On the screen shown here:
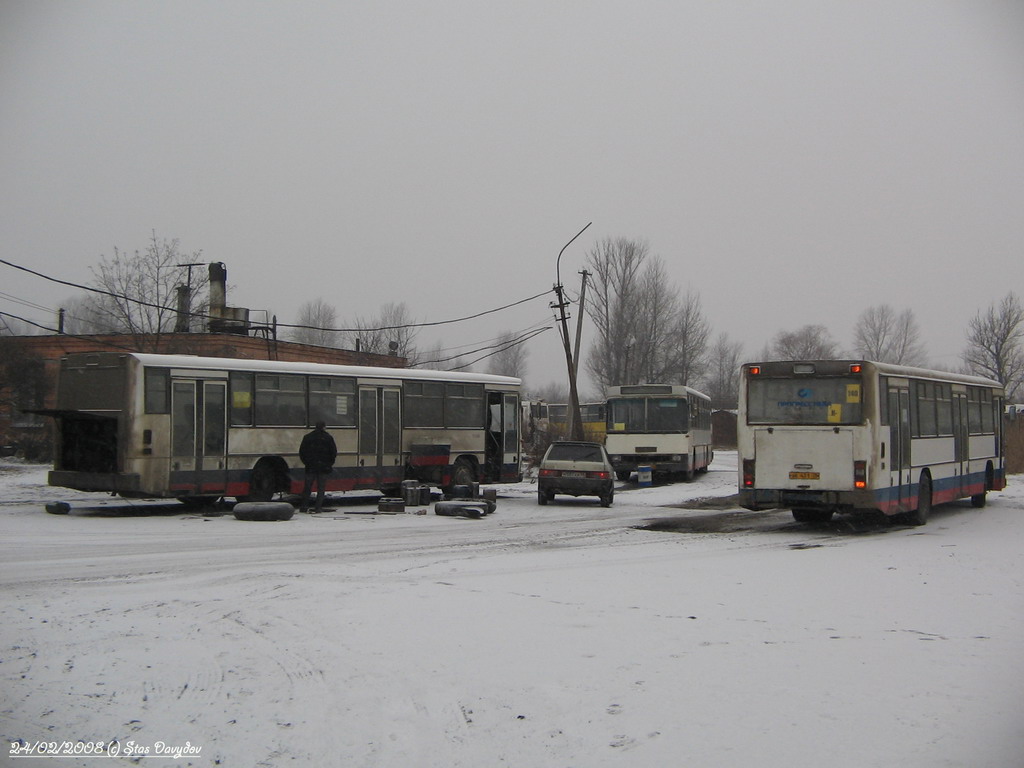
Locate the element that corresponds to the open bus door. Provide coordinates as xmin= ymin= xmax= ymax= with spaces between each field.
xmin=170 ymin=378 xmax=228 ymax=498
xmin=485 ymin=392 xmax=520 ymax=482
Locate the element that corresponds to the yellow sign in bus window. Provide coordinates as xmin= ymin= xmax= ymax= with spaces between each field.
xmin=828 ymin=404 xmax=842 ymax=423
xmin=233 ymin=391 xmax=252 ymax=408
xmin=846 ymin=384 xmax=861 ymax=403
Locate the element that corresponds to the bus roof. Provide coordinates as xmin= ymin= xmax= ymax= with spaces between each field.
xmin=67 ymin=352 xmax=522 ymax=387
xmin=605 ymin=383 xmax=711 ymax=400
xmin=743 ymin=360 xmax=1003 ymax=390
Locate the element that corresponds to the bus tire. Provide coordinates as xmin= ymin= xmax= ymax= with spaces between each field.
xmin=445 ymin=459 xmax=475 ymax=494
xmin=616 ymin=470 xmax=631 ymax=483
xmin=233 ymin=502 xmax=294 ymax=521
xmin=244 ymin=460 xmax=281 ymax=502
xmin=907 ymin=473 xmax=932 ymax=526
xmin=972 ymin=465 xmax=992 ymax=507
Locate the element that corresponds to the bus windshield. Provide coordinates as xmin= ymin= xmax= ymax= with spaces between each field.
xmin=608 ymin=397 xmax=688 ymax=432
xmin=746 ymin=376 xmax=863 ymax=425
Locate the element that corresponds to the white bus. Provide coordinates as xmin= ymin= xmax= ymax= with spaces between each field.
xmin=46 ymin=352 xmax=522 ymax=502
xmin=604 ymin=384 xmax=713 ymax=482
xmin=738 ymin=360 xmax=1006 ymax=525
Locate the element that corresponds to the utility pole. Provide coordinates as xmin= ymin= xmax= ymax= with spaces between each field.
xmin=567 ymin=268 xmax=590 ymax=439
xmin=553 ymin=223 xmax=592 ymax=442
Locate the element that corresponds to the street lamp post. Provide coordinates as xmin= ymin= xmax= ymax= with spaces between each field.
xmin=553 ymin=223 xmax=591 ymax=442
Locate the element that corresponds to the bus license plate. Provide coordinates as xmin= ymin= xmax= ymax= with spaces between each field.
xmin=789 ymin=471 xmax=820 ymax=480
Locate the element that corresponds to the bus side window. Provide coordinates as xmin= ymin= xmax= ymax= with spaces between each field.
xmin=145 ymin=369 xmax=170 ymax=414
xmin=230 ymin=372 xmax=253 ymax=426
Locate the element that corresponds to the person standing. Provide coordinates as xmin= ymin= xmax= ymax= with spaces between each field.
xmin=298 ymin=421 xmax=337 ymax=513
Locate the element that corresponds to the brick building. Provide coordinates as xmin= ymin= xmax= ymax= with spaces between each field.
xmin=0 ymin=332 xmax=406 ymax=459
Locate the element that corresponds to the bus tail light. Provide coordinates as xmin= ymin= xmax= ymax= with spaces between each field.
xmin=854 ymin=460 xmax=867 ymax=489
xmin=742 ymin=459 xmax=755 ymax=488
xmin=850 ymin=363 xmax=863 ymax=374
xmin=749 ymin=366 xmax=761 ymax=376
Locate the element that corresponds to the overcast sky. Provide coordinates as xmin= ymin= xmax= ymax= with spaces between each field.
xmin=2 ymin=1 xmax=1022 ymax=395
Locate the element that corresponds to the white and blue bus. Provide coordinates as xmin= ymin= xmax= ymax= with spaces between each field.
xmin=46 ymin=352 xmax=522 ymax=503
xmin=738 ymin=360 xmax=1006 ymax=524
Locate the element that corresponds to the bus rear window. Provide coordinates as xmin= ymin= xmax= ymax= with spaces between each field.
xmin=746 ymin=377 xmax=863 ymax=425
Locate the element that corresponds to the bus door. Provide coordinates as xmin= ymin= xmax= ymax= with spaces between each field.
xmin=952 ymin=390 xmax=969 ymax=493
xmin=171 ymin=378 xmax=228 ymax=496
xmin=887 ymin=385 xmax=912 ymax=510
xmin=359 ymin=386 xmax=402 ymax=483
xmin=485 ymin=392 xmax=520 ymax=481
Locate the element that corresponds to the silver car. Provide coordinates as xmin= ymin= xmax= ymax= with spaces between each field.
xmin=537 ymin=441 xmax=615 ymax=507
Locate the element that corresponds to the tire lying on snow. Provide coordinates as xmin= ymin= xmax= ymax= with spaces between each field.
xmin=233 ymin=501 xmax=295 ymax=521
xmin=434 ymin=500 xmax=490 ymax=519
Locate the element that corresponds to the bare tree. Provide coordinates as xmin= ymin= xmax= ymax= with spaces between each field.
xmin=701 ymin=332 xmax=744 ymax=409
xmin=765 ymin=324 xmax=840 ymax=360
xmin=584 ymin=237 xmax=649 ymax=388
xmin=486 ymin=330 xmax=529 ymax=378
xmin=58 ymin=295 xmax=114 ymax=335
xmin=667 ymin=289 xmax=710 ymax=385
xmin=346 ymin=302 xmax=420 ymax=363
xmin=584 ymin=237 xmax=709 ymax=388
xmin=79 ymin=232 xmax=208 ymax=347
xmin=962 ymin=292 xmax=1024 ymax=399
xmin=853 ymin=305 xmax=927 ymax=365
xmin=289 ymin=299 xmax=341 ymax=347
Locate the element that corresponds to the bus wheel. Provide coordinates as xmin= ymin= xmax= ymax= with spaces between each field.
xmin=972 ymin=466 xmax=992 ymax=507
xmin=445 ymin=459 xmax=475 ymax=495
xmin=616 ymin=470 xmax=631 ymax=482
xmin=792 ymin=507 xmax=833 ymax=523
xmin=246 ymin=461 xmax=279 ymax=502
xmin=907 ymin=473 xmax=932 ymax=526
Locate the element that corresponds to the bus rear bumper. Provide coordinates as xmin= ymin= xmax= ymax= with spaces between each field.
xmin=610 ymin=455 xmax=687 ymax=475
xmin=49 ymin=470 xmax=141 ymax=495
xmin=739 ymin=488 xmax=875 ymax=512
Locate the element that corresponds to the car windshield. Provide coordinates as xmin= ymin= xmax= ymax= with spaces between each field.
xmin=547 ymin=443 xmax=605 ymax=462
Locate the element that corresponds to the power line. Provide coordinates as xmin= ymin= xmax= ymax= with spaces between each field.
xmin=413 ymin=325 xmax=553 ymax=369
xmin=444 ymin=327 xmax=552 ymax=372
xmin=0 ymin=256 xmax=556 ymax=335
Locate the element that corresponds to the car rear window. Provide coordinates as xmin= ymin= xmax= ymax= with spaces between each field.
xmin=547 ymin=444 xmax=604 ymax=462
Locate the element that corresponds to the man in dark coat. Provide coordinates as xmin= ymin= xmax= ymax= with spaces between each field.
xmin=299 ymin=421 xmax=337 ymax=513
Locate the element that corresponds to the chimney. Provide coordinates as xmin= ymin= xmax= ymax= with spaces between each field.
xmin=174 ymin=285 xmax=191 ymax=332
xmin=209 ymin=262 xmax=227 ymax=312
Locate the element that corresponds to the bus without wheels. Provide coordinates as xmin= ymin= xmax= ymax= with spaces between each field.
xmin=44 ymin=352 xmax=521 ymax=503
xmin=738 ymin=360 xmax=1006 ymax=525
xmin=604 ymin=384 xmax=713 ymax=482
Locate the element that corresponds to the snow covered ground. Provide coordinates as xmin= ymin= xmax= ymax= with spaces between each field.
xmin=1 ymin=452 xmax=1022 ymax=768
